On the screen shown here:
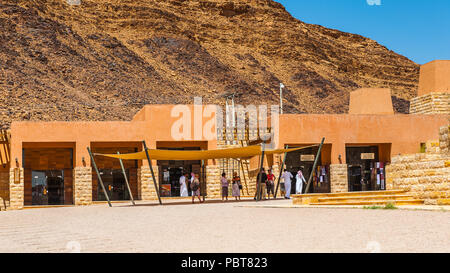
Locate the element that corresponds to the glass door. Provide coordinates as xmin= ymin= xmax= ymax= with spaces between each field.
xmin=32 ymin=170 xmax=64 ymax=205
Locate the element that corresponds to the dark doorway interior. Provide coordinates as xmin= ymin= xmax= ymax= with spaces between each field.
xmin=97 ymin=169 xmax=130 ymax=201
xmin=31 ymin=170 xmax=64 ymax=205
xmin=346 ymin=146 xmax=385 ymax=192
xmin=284 ymin=146 xmax=330 ymax=194
xmin=157 ymin=147 xmax=203 ymax=197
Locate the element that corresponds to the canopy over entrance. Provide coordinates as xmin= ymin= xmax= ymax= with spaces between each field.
xmin=93 ymin=145 xmax=317 ymax=161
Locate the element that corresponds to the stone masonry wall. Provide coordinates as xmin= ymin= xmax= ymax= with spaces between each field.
xmin=386 ymin=125 xmax=450 ymax=204
xmin=410 ymin=92 xmax=450 ymax=114
xmin=330 ymin=164 xmax=348 ymax=193
xmin=73 ymin=167 xmax=92 ymax=206
xmin=386 ymin=153 xmax=449 ymax=204
xmin=206 ymin=165 xmax=221 ymax=198
xmin=440 ymin=125 xmax=449 ymax=154
xmin=0 ymin=171 xmax=9 ymax=211
xmin=138 ymin=166 xmax=159 ymax=200
xmin=9 ymin=168 xmax=24 ymax=210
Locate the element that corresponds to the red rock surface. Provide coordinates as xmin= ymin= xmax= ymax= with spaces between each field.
xmin=0 ymin=0 xmax=419 ymax=129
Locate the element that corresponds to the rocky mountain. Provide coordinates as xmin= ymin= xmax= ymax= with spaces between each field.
xmin=0 ymin=0 xmax=419 ymax=129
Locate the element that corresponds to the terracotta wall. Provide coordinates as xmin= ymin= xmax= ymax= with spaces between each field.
xmin=278 ymin=114 xmax=448 ymax=164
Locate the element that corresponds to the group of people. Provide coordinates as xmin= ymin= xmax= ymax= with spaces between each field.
xmin=282 ymin=169 xmax=306 ymax=199
xmin=254 ymin=168 xmax=306 ymax=200
xmin=254 ymin=168 xmax=276 ymax=200
xmin=179 ymin=172 xmax=203 ymax=203
xmin=178 ymin=168 xmax=307 ymax=204
xmin=220 ymin=172 xmax=242 ymax=201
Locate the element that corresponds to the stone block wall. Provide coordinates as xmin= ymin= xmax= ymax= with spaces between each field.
xmin=440 ymin=125 xmax=449 ymax=154
xmin=138 ymin=166 xmax=159 ymax=200
xmin=9 ymin=168 xmax=24 ymax=210
xmin=206 ymin=165 xmax=221 ymax=198
xmin=409 ymin=92 xmax=450 ymax=114
xmin=330 ymin=164 xmax=348 ymax=193
xmin=73 ymin=167 xmax=92 ymax=206
xmin=386 ymin=153 xmax=449 ymax=204
xmin=0 ymin=171 xmax=9 ymax=211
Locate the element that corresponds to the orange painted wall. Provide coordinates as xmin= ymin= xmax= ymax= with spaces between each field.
xmin=278 ymin=114 xmax=448 ymax=164
xmin=349 ymin=88 xmax=394 ymax=115
xmin=10 ymin=105 xmax=218 ymax=168
xmin=418 ymin=60 xmax=450 ymax=96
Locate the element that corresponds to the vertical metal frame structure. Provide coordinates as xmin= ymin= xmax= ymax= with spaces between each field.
xmin=143 ymin=141 xmax=162 ymax=205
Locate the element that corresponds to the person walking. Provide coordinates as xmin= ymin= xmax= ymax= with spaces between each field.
xmin=232 ymin=172 xmax=241 ymax=201
xmin=221 ymin=172 xmax=229 ymax=201
xmin=179 ymin=173 xmax=188 ymax=197
xmin=266 ymin=169 xmax=275 ymax=199
xmin=255 ymin=168 xmax=268 ymax=200
xmin=282 ymin=169 xmax=293 ymax=199
xmin=296 ymin=170 xmax=306 ymax=194
xmin=191 ymin=173 xmax=202 ymax=203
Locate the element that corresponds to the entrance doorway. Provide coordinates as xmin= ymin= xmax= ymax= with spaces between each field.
xmin=97 ymin=169 xmax=130 ymax=201
xmin=284 ymin=146 xmax=330 ymax=194
xmin=31 ymin=170 xmax=65 ymax=205
xmin=346 ymin=146 xmax=386 ymax=192
xmin=157 ymin=147 xmax=203 ymax=197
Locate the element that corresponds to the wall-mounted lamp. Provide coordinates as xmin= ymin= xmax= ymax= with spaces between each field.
xmin=338 ymin=154 xmax=342 ymax=164
xmin=15 ymin=157 xmax=19 ymax=167
xmin=82 ymin=157 xmax=86 ymax=166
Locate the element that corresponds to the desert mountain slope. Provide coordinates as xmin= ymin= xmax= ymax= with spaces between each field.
xmin=0 ymin=0 xmax=419 ymax=128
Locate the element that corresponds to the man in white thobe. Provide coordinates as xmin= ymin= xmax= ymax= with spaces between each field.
xmin=282 ymin=170 xmax=293 ymax=199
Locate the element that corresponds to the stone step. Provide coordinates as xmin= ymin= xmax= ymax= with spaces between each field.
xmin=437 ymin=198 xmax=450 ymax=205
xmin=292 ymin=190 xmax=406 ymax=199
xmin=310 ymin=199 xmax=424 ymax=206
xmin=316 ymin=194 xmax=415 ymax=203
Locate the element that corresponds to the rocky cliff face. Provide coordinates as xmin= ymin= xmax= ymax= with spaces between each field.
xmin=0 ymin=0 xmax=419 ymax=128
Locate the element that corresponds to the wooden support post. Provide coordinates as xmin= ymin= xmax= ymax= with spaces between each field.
xmin=117 ymin=152 xmax=135 ymax=206
xmin=239 ymin=159 xmax=249 ymax=195
xmin=305 ymin=138 xmax=325 ymax=194
xmin=274 ymin=145 xmax=288 ymax=199
xmin=143 ymin=141 xmax=162 ymax=205
xmin=87 ymin=147 xmax=112 ymax=207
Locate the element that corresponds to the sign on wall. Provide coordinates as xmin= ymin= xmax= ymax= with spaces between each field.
xmin=300 ymin=155 xmax=315 ymax=161
xmin=361 ymin=153 xmax=375 ymax=160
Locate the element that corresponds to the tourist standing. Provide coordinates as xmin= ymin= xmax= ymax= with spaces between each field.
xmin=191 ymin=173 xmax=202 ymax=203
xmin=282 ymin=169 xmax=293 ymax=199
xmin=296 ymin=170 xmax=306 ymax=194
xmin=266 ymin=169 xmax=275 ymax=199
xmin=255 ymin=168 xmax=268 ymax=200
xmin=221 ymin=172 xmax=229 ymax=201
xmin=232 ymin=172 xmax=241 ymax=201
xmin=179 ymin=173 xmax=188 ymax=197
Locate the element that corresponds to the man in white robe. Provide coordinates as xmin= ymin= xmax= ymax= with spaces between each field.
xmin=282 ymin=170 xmax=293 ymax=199
xmin=179 ymin=174 xmax=188 ymax=197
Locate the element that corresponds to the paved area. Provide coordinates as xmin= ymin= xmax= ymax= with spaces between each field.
xmin=0 ymin=199 xmax=449 ymax=253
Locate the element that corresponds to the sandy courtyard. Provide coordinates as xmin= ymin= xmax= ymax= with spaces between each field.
xmin=0 ymin=199 xmax=449 ymax=253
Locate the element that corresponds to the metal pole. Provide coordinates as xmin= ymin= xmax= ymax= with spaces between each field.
xmin=142 ymin=141 xmax=162 ymax=205
xmin=87 ymin=147 xmax=111 ymax=207
xmin=256 ymin=143 xmax=266 ymax=201
xmin=117 ymin=152 xmax=135 ymax=206
xmin=305 ymin=138 xmax=325 ymax=194
xmin=274 ymin=145 xmax=289 ymax=199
